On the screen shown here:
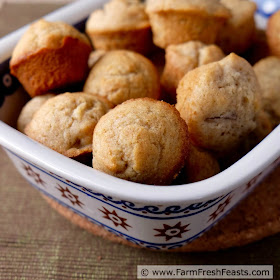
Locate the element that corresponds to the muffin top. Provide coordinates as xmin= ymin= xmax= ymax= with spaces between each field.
xmin=86 ymin=0 xmax=150 ymax=32
xmin=146 ymin=0 xmax=230 ymax=18
xmin=83 ymin=50 xmax=160 ymax=106
xmin=176 ymin=53 xmax=261 ymax=153
xmin=92 ymin=98 xmax=189 ymax=185
xmin=166 ymin=41 xmax=225 ymax=66
xmin=11 ymin=19 xmax=91 ymax=65
xmin=220 ymin=0 xmax=256 ymax=24
xmin=25 ymin=92 xmax=112 ymax=158
xmin=163 ymin=41 xmax=225 ymax=81
xmin=253 ymin=56 xmax=280 ymax=122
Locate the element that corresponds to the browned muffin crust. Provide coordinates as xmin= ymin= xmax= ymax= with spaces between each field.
xmin=25 ymin=92 xmax=112 ymax=158
xmin=84 ymin=50 xmax=160 ymax=106
xmin=176 ymin=53 xmax=261 ymax=153
xmin=86 ymin=0 xmax=153 ymax=54
xmin=10 ymin=19 xmax=92 ymax=97
xmin=92 ymin=98 xmax=189 ymax=185
xmin=146 ymin=0 xmax=230 ymax=48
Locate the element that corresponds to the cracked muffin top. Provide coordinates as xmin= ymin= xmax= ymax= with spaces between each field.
xmin=83 ymin=50 xmax=160 ymax=106
xmin=86 ymin=0 xmax=150 ymax=32
xmin=92 ymin=98 xmax=189 ymax=185
xmin=10 ymin=19 xmax=90 ymax=65
xmin=25 ymin=92 xmax=112 ymax=158
xmin=176 ymin=53 xmax=261 ymax=153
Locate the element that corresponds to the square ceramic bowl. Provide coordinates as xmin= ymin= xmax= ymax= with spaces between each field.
xmin=0 ymin=0 xmax=280 ymax=251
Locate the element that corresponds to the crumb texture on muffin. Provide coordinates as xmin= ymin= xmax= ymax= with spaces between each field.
xmin=84 ymin=50 xmax=160 ymax=106
xmin=92 ymin=98 xmax=189 ymax=185
xmin=25 ymin=92 xmax=112 ymax=158
xmin=176 ymin=53 xmax=261 ymax=153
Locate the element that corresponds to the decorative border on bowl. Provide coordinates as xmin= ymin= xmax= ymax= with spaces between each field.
xmin=25 ymin=180 xmax=236 ymax=251
xmin=7 ymin=147 xmax=230 ymax=219
xmin=4 ymin=147 xmax=279 ymax=250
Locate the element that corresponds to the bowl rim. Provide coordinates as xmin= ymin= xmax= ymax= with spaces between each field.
xmin=1 ymin=121 xmax=279 ymax=204
xmin=0 ymin=0 xmax=279 ymax=205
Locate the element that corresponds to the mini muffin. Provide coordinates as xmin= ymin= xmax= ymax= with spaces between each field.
xmin=216 ymin=0 xmax=257 ymax=54
xmin=10 ymin=19 xmax=92 ymax=97
xmin=25 ymin=92 xmax=112 ymax=158
xmin=183 ymin=143 xmax=220 ymax=183
xmin=88 ymin=50 xmax=107 ymax=69
xmin=241 ymin=109 xmax=273 ymax=153
xmin=146 ymin=0 xmax=230 ymax=48
xmin=161 ymin=41 xmax=225 ymax=100
xmin=253 ymin=110 xmax=274 ymax=141
xmin=83 ymin=50 xmax=160 ymax=106
xmin=92 ymin=98 xmax=189 ymax=185
xmin=267 ymin=10 xmax=280 ymax=57
xmin=17 ymin=94 xmax=55 ymax=133
xmin=176 ymin=53 xmax=261 ymax=154
xmin=253 ymin=56 xmax=280 ymax=127
xmin=86 ymin=0 xmax=153 ymax=55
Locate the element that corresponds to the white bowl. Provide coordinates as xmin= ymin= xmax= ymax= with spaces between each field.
xmin=0 ymin=0 xmax=280 ymax=250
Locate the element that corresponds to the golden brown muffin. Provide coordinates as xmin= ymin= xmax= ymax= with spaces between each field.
xmin=92 ymin=98 xmax=189 ymax=185
xmin=10 ymin=19 xmax=92 ymax=98
xmin=161 ymin=41 xmax=225 ymax=100
xmin=83 ymin=50 xmax=160 ymax=106
xmin=267 ymin=10 xmax=280 ymax=57
xmin=86 ymin=0 xmax=153 ymax=55
xmin=182 ymin=143 xmax=220 ymax=183
xmin=146 ymin=0 xmax=230 ymax=49
xmin=176 ymin=53 xmax=261 ymax=154
xmin=216 ymin=0 xmax=257 ymax=54
xmin=17 ymin=94 xmax=55 ymax=133
xmin=253 ymin=56 xmax=280 ymax=127
xmin=25 ymin=92 xmax=112 ymax=158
